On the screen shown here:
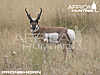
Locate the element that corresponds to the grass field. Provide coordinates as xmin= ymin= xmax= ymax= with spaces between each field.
xmin=0 ymin=0 xmax=100 ymax=75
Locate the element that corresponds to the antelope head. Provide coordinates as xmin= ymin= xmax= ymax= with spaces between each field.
xmin=25 ymin=8 xmax=42 ymax=32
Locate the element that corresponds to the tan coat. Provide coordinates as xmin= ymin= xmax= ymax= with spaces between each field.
xmin=38 ymin=26 xmax=68 ymax=34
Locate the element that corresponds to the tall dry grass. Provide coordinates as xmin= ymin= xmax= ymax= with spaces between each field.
xmin=0 ymin=0 xmax=100 ymax=75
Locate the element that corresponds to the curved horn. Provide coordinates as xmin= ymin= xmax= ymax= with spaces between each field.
xmin=25 ymin=8 xmax=33 ymax=22
xmin=36 ymin=8 xmax=42 ymax=22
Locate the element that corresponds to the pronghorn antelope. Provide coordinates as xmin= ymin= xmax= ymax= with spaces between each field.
xmin=25 ymin=8 xmax=75 ymax=60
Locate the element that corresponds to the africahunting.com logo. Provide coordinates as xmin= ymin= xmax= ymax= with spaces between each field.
xmin=68 ymin=2 xmax=99 ymax=12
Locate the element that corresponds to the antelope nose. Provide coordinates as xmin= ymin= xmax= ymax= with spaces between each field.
xmin=31 ymin=26 xmax=36 ymax=30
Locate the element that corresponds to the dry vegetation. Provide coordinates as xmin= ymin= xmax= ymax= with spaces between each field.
xmin=0 ymin=0 xmax=100 ymax=75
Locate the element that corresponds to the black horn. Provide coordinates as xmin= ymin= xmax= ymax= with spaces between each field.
xmin=25 ymin=8 xmax=33 ymax=22
xmin=36 ymin=8 xmax=42 ymax=22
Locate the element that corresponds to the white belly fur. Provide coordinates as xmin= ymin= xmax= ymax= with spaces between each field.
xmin=44 ymin=33 xmax=59 ymax=43
xmin=67 ymin=29 xmax=75 ymax=42
xmin=44 ymin=29 xmax=75 ymax=43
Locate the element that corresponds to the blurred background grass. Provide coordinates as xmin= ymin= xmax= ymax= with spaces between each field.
xmin=0 ymin=0 xmax=100 ymax=75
